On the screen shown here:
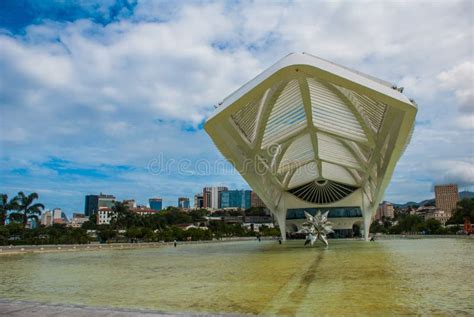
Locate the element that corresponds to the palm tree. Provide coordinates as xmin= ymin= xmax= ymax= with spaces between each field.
xmin=0 ymin=194 xmax=19 ymax=225
xmin=10 ymin=192 xmax=44 ymax=228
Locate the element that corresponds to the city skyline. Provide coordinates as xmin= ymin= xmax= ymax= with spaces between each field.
xmin=1 ymin=1 xmax=473 ymax=215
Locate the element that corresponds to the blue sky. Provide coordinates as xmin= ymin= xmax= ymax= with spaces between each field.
xmin=0 ymin=0 xmax=473 ymax=216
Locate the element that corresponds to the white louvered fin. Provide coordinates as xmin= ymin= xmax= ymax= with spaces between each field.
xmin=332 ymin=84 xmax=387 ymax=133
xmin=317 ymin=133 xmax=361 ymax=170
xmin=262 ymin=80 xmax=306 ymax=148
xmin=278 ymin=133 xmax=314 ymax=173
xmin=288 ymin=161 xmax=319 ymax=188
xmin=321 ymin=161 xmax=358 ymax=186
xmin=308 ymin=78 xmax=368 ymax=143
xmin=230 ymin=92 xmax=264 ymax=143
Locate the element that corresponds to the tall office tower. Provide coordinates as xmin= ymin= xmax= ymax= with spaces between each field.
xmin=178 ymin=197 xmax=190 ymax=209
xmin=149 ymin=198 xmax=163 ymax=211
xmin=250 ymin=191 xmax=266 ymax=208
xmin=84 ymin=195 xmax=99 ymax=217
xmin=220 ymin=190 xmax=252 ymax=209
xmin=52 ymin=208 xmax=68 ymax=224
xmin=203 ymin=188 xmax=211 ymax=208
xmin=194 ymin=193 xmax=204 ymax=208
xmin=375 ymin=201 xmax=395 ymax=220
xmin=84 ymin=193 xmax=116 ymax=216
xmin=41 ymin=210 xmax=53 ymax=226
xmin=203 ymin=186 xmax=228 ymax=209
xmin=435 ymin=184 xmax=459 ymax=216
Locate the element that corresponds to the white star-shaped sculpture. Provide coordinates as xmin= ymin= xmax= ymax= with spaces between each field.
xmin=299 ymin=210 xmax=334 ymax=247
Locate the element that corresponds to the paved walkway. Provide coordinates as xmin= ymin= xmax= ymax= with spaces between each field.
xmin=0 ymin=238 xmax=265 ymax=256
xmin=0 ymin=300 xmax=244 ymax=317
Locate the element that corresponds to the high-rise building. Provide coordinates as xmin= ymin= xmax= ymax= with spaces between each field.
xmin=250 ymin=191 xmax=266 ymax=208
xmin=220 ymin=190 xmax=251 ymax=209
xmin=52 ymin=208 xmax=68 ymax=224
xmin=375 ymin=201 xmax=394 ymax=220
xmin=41 ymin=210 xmax=53 ymax=226
xmin=203 ymin=186 xmax=228 ymax=209
xmin=84 ymin=195 xmax=98 ymax=217
xmin=178 ymin=197 xmax=190 ymax=209
xmin=194 ymin=193 xmax=204 ymax=208
xmin=435 ymin=184 xmax=459 ymax=216
xmin=84 ymin=193 xmax=116 ymax=216
xmin=149 ymin=198 xmax=163 ymax=211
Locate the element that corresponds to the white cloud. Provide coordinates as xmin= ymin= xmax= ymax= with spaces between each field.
xmin=1 ymin=0 xmax=473 ymax=211
xmin=438 ymin=61 xmax=474 ymax=112
xmin=455 ymin=115 xmax=474 ymax=130
xmin=429 ymin=160 xmax=474 ymax=187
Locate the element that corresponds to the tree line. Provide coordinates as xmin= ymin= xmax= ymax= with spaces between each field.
xmin=0 ymin=193 xmax=279 ymax=245
xmin=1 ymin=192 xmax=472 ymax=245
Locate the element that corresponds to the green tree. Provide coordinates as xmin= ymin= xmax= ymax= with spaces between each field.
xmin=396 ymin=214 xmax=424 ymax=233
xmin=244 ymin=207 xmax=267 ymax=216
xmin=0 ymin=194 xmax=19 ymax=226
xmin=370 ymin=220 xmax=387 ymax=234
xmin=425 ymin=218 xmax=443 ymax=234
xmin=125 ymin=226 xmax=144 ymax=241
xmin=96 ymin=225 xmax=117 ymax=243
xmin=448 ymin=198 xmax=474 ymax=224
xmin=81 ymin=212 xmax=98 ymax=230
xmin=189 ymin=209 xmax=209 ymax=223
xmin=111 ymin=201 xmax=135 ymax=229
xmin=0 ymin=226 xmax=9 ymax=244
xmin=9 ymin=192 xmax=44 ymax=227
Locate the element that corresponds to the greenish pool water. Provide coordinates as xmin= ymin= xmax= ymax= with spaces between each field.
xmin=0 ymin=239 xmax=473 ymax=316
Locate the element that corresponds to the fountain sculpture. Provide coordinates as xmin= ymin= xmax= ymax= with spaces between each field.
xmin=301 ymin=211 xmax=334 ymax=247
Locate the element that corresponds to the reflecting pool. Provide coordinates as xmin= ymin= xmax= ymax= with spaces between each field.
xmin=0 ymin=239 xmax=473 ymax=316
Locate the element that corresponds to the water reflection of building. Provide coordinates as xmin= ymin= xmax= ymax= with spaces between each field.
xmin=434 ymin=184 xmax=459 ymax=217
xmin=205 ymin=53 xmax=417 ymax=240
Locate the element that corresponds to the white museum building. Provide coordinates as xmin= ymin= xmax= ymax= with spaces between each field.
xmin=205 ymin=53 xmax=417 ymax=240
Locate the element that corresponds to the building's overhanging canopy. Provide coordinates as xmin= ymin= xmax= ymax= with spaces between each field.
xmin=205 ymin=53 xmax=417 ymax=239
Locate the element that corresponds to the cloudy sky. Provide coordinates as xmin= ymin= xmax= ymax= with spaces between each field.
xmin=0 ymin=0 xmax=473 ymax=215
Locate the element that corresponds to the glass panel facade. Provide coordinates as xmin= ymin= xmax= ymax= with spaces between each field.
xmin=220 ymin=190 xmax=251 ymax=209
xmin=286 ymin=206 xmax=362 ymax=219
